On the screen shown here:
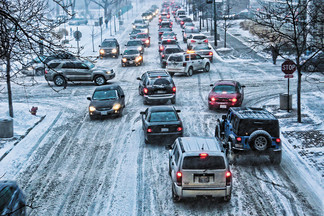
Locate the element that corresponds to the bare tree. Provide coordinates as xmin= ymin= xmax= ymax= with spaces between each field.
xmin=222 ymin=0 xmax=234 ymax=48
xmin=90 ymin=0 xmax=118 ymax=21
xmin=0 ymin=0 xmax=70 ymax=117
xmin=250 ymin=0 xmax=323 ymax=123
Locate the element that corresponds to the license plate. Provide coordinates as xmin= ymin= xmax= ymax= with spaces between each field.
xmin=129 ymin=61 xmax=133 ymax=64
xmin=199 ymin=176 xmax=209 ymax=183
xmin=220 ymin=105 xmax=227 ymax=109
xmin=161 ymin=128 xmax=169 ymax=132
xmin=101 ymin=111 xmax=108 ymax=115
xmin=157 ymin=90 xmax=166 ymax=94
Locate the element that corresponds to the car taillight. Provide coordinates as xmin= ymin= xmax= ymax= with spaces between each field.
xmin=226 ymin=171 xmax=231 ymax=186
xmin=182 ymin=62 xmax=187 ymax=67
xmin=204 ymin=39 xmax=208 ymax=43
xmin=143 ymin=88 xmax=148 ymax=94
xmin=191 ymin=40 xmax=196 ymax=43
xmin=174 ymin=36 xmax=176 ymax=39
xmin=276 ymin=138 xmax=281 ymax=143
xmin=44 ymin=70 xmax=48 ymax=74
xmin=147 ymin=128 xmax=152 ymax=133
xmin=170 ymin=25 xmax=172 ymax=28
xmin=177 ymin=126 xmax=182 ymax=132
xmin=231 ymin=98 xmax=237 ymax=103
xmin=200 ymin=153 xmax=208 ymax=159
xmin=236 ymin=137 xmax=242 ymax=142
xmin=145 ymin=39 xmax=150 ymax=44
xmin=176 ymin=171 xmax=182 ymax=186
xmin=172 ymin=87 xmax=176 ymax=92
xmin=209 ymin=52 xmax=213 ymax=56
xmin=167 ymin=15 xmax=170 ymax=18
xmin=181 ymin=21 xmax=184 ymax=25
xmin=160 ymin=46 xmax=164 ymax=51
xmin=162 ymin=54 xmax=165 ymax=58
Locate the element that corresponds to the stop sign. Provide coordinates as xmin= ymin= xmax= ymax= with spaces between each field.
xmin=282 ymin=60 xmax=296 ymax=74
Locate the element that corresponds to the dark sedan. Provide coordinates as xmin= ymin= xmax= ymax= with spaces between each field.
xmin=140 ymin=106 xmax=183 ymax=144
xmin=0 ymin=180 xmax=26 ymax=216
xmin=121 ymin=49 xmax=143 ymax=67
xmin=87 ymin=85 xmax=125 ymax=119
xmin=158 ymin=27 xmax=172 ymax=39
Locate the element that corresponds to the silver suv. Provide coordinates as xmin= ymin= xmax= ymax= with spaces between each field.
xmin=44 ymin=59 xmax=115 ymax=86
xmin=169 ymin=137 xmax=232 ymax=202
xmin=166 ymin=53 xmax=210 ymax=76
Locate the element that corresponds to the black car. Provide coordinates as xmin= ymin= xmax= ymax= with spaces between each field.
xmin=129 ymin=29 xmax=142 ymax=40
xmin=160 ymin=45 xmax=183 ymax=68
xmin=125 ymin=40 xmax=145 ymax=54
xmin=87 ymin=85 xmax=125 ymax=119
xmin=137 ymin=70 xmax=176 ymax=104
xmin=301 ymin=51 xmax=323 ymax=72
xmin=140 ymin=106 xmax=183 ymax=144
xmin=159 ymin=38 xmax=178 ymax=52
xmin=180 ymin=17 xmax=192 ymax=28
xmin=158 ymin=27 xmax=172 ymax=39
xmin=121 ymin=49 xmax=143 ymax=67
xmin=159 ymin=20 xmax=173 ymax=29
xmin=99 ymin=38 xmax=120 ymax=58
xmin=0 ymin=180 xmax=26 ymax=216
xmin=160 ymin=31 xmax=177 ymax=41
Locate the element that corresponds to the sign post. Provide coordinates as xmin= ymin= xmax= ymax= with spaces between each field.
xmin=281 ymin=60 xmax=296 ymax=112
xmin=73 ymin=27 xmax=82 ymax=56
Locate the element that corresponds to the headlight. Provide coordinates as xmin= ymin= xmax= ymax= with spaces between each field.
xmin=133 ymin=25 xmax=136 ymax=28
xmin=135 ymin=56 xmax=142 ymax=62
xmin=89 ymin=106 xmax=96 ymax=112
xmin=145 ymin=39 xmax=150 ymax=44
xmin=144 ymin=29 xmax=148 ymax=33
xmin=122 ymin=58 xmax=127 ymax=63
xmin=111 ymin=49 xmax=117 ymax=53
xmin=112 ymin=103 xmax=121 ymax=110
xmin=106 ymin=70 xmax=111 ymax=74
xmin=27 ymin=66 xmax=34 ymax=71
xmin=138 ymin=47 xmax=143 ymax=51
xmin=99 ymin=49 xmax=105 ymax=54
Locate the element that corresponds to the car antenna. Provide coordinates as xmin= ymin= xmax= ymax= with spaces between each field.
xmin=201 ymin=143 xmax=204 ymax=150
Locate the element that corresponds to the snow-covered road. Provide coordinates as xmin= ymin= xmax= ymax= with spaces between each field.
xmin=0 ymin=3 xmax=323 ymax=215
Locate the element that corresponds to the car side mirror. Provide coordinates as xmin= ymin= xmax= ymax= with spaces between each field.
xmin=98 ymin=45 xmax=101 ymax=47
xmin=172 ymin=162 xmax=174 ymax=165
xmin=210 ymin=84 xmax=214 ymax=87
xmin=242 ymin=85 xmax=246 ymax=88
xmin=176 ymin=110 xmax=181 ymax=113
xmin=137 ymin=77 xmax=141 ymax=80
xmin=222 ymin=115 xmax=227 ymax=120
xmin=87 ymin=97 xmax=91 ymax=101
xmin=120 ymin=54 xmax=123 ymax=56
xmin=121 ymin=95 xmax=125 ymax=98
xmin=140 ymin=111 xmax=145 ymax=115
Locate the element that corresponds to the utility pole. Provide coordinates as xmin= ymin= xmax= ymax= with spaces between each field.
xmin=213 ymin=0 xmax=217 ymax=46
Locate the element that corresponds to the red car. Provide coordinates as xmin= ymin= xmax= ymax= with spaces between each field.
xmin=135 ymin=33 xmax=151 ymax=47
xmin=208 ymin=80 xmax=245 ymax=110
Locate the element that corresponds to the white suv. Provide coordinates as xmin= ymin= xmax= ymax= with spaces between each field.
xmin=166 ymin=53 xmax=210 ymax=76
xmin=187 ymin=34 xmax=208 ymax=48
xmin=169 ymin=137 xmax=232 ymax=202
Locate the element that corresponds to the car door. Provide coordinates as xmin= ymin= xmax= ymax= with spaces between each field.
xmin=142 ymin=108 xmax=149 ymax=130
xmin=189 ymin=54 xmax=199 ymax=70
xmin=170 ymin=143 xmax=180 ymax=179
xmin=195 ymin=54 xmax=204 ymax=70
xmin=61 ymin=62 xmax=75 ymax=80
xmin=74 ymin=62 xmax=91 ymax=81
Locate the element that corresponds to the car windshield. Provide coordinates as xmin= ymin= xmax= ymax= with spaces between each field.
xmin=136 ymin=34 xmax=148 ymax=38
xmin=124 ymin=50 xmax=139 ymax=55
xmin=213 ymin=85 xmax=236 ymax=93
xmin=127 ymin=41 xmax=142 ymax=46
xmin=0 ymin=186 xmax=14 ymax=210
xmin=182 ymin=156 xmax=226 ymax=169
xmin=84 ymin=60 xmax=95 ymax=69
xmin=149 ymin=111 xmax=178 ymax=122
xmin=93 ymin=90 xmax=118 ymax=100
xmin=168 ymin=55 xmax=183 ymax=62
xmin=165 ymin=48 xmax=182 ymax=54
xmin=101 ymin=41 xmax=115 ymax=47
xmin=193 ymin=45 xmax=210 ymax=50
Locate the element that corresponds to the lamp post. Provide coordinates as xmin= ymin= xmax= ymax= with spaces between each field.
xmin=206 ymin=0 xmax=218 ymax=46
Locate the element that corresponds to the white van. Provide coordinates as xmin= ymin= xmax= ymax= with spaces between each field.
xmin=176 ymin=9 xmax=186 ymax=17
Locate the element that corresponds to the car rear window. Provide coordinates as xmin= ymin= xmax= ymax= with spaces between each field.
xmin=93 ymin=89 xmax=118 ymax=100
xmin=149 ymin=111 xmax=178 ymax=122
xmin=193 ymin=45 xmax=210 ymax=50
xmin=213 ymin=85 xmax=236 ymax=93
xmin=182 ymin=156 xmax=226 ymax=170
xmin=165 ymin=48 xmax=182 ymax=54
xmin=153 ymin=78 xmax=171 ymax=85
xmin=162 ymin=40 xmax=177 ymax=45
xmin=127 ymin=41 xmax=142 ymax=46
xmin=168 ymin=55 xmax=183 ymax=62
xmin=193 ymin=36 xmax=207 ymax=40
xmin=186 ymin=28 xmax=199 ymax=33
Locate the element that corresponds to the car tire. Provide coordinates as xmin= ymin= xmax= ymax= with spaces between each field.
xmin=224 ymin=194 xmax=231 ymax=202
xmin=169 ymin=72 xmax=175 ymax=77
xmin=249 ymin=130 xmax=272 ymax=151
xmin=204 ymin=63 xmax=210 ymax=72
xmin=187 ymin=67 xmax=193 ymax=77
xmin=215 ymin=123 xmax=223 ymax=139
xmin=89 ymin=115 xmax=96 ymax=120
xmin=226 ymin=141 xmax=236 ymax=165
xmin=145 ymin=138 xmax=149 ymax=144
xmin=172 ymin=185 xmax=181 ymax=203
xmin=269 ymin=151 xmax=282 ymax=165
xmin=53 ymin=75 xmax=66 ymax=86
xmin=171 ymin=97 xmax=176 ymax=104
xmin=94 ymin=75 xmax=106 ymax=86
xmin=307 ymin=64 xmax=315 ymax=72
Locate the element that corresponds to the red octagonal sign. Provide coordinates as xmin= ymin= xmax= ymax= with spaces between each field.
xmin=282 ymin=60 xmax=296 ymax=74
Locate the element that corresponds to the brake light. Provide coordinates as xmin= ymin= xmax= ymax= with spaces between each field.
xmin=276 ymin=138 xmax=281 ymax=143
xmin=204 ymin=39 xmax=208 ymax=43
xmin=167 ymin=15 xmax=170 ymax=18
xmin=191 ymin=40 xmax=196 ymax=43
xmin=209 ymin=52 xmax=213 ymax=56
xmin=174 ymin=36 xmax=176 ymax=39
xmin=170 ymin=25 xmax=172 ymax=28
xmin=231 ymin=98 xmax=237 ymax=103
xmin=44 ymin=70 xmax=48 ymax=74
xmin=147 ymin=128 xmax=152 ymax=133
xmin=172 ymin=87 xmax=176 ymax=92
xmin=183 ymin=62 xmax=187 ymax=67
xmin=143 ymin=88 xmax=148 ymax=94
xmin=226 ymin=171 xmax=231 ymax=186
xmin=145 ymin=39 xmax=150 ymax=44
xmin=167 ymin=39 xmax=171 ymax=42
xmin=177 ymin=127 xmax=182 ymax=132
xmin=176 ymin=171 xmax=182 ymax=186
xmin=236 ymin=137 xmax=242 ymax=142
xmin=160 ymin=46 xmax=164 ymax=51
xmin=162 ymin=54 xmax=165 ymax=58
xmin=200 ymin=153 xmax=208 ymax=159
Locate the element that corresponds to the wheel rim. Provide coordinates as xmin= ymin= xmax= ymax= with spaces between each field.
xmin=55 ymin=76 xmax=64 ymax=86
xmin=95 ymin=76 xmax=105 ymax=85
xmin=308 ymin=64 xmax=315 ymax=71
xmin=188 ymin=68 xmax=193 ymax=76
xmin=254 ymin=136 xmax=268 ymax=151
xmin=205 ymin=64 xmax=210 ymax=72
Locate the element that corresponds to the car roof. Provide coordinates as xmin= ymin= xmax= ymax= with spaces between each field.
xmin=146 ymin=70 xmax=170 ymax=78
xmin=103 ymin=38 xmax=117 ymax=41
xmin=177 ymin=137 xmax=223 ymax=153
xmin=214 ymin=80 xmax=237 ymax=86
xmin=230 ymin=107 xmax=277 ymax=120
xmin=148 ymin=106 xmax=175 ymax=112
xmin=94 ymin=84 xmax=120 ymax=91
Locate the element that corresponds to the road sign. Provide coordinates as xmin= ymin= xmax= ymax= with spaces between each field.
xmin=282 ymin=60 xmax=296 ymax=74
xmin=73 ymin=30 xmax=82 ymax=41
xmin=284 ymin=74 xmax=294 ymax=78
